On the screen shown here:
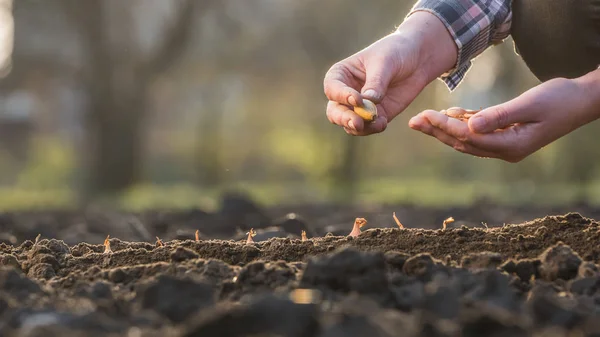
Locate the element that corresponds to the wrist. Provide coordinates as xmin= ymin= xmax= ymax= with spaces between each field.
xmin=573 ymin=67 xmax=600 ymax=123
xmin=395 ymin=10 xmax=458 ymax=84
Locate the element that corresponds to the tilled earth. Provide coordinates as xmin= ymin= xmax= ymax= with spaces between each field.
xmin=2 ymin=205 xmax=600 ymax=336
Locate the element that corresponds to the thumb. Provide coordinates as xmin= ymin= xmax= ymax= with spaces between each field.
xmin=361 ymin=61 xmax=395 ymax=103
xmin=469 ymin=104 xmax=528 ymax=133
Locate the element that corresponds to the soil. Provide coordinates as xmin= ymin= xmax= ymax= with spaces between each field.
xmin=2 ymin=197 xmax=600 ymax=336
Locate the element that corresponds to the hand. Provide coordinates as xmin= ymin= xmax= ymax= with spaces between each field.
xmin=323 ymin=11 xmax=458 ymax=136
xmin=408 ymin=74 xmax=600 ymax=162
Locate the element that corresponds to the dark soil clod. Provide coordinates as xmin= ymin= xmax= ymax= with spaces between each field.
xmin=539 ymin=242 xmax=583 ymax=282
xmin=137 ymin=274 xmax=215 ymax=323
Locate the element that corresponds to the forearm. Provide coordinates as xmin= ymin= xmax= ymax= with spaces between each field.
xmin=573 ymin=67 xmax=600 ymax=124
xmin=393 ymin=11 xmax=458 ymax=85
xmin=403 ymin=0 xmax=513 ymax=91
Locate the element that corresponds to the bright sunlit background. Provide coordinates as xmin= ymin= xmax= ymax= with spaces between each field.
xmin=1 ymin=0 xmax=598 ymax=211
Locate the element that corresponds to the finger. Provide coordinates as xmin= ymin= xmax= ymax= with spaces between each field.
xmin=410 ymin=116 xmax=465 ymax=149
xmin=413 ymin=110 xmax=531 ymax=155
xmin=418 ymin=109 xmax=517 ymax=150
xmin=409 ymin=117 xmax=501 ymax=159
xmin=408 ymin=113 xmax=427 ymax=130
xmin=327 ymin=101 xmax=365 ymax=131
xmin=342 ymin=115 xmax=388 ymax=136
xmin=468 ymin=94 xmax=542 ymax=133
xmin=419 ymin=110 xmax=472 ymax=143
xmin=323 ymin=63 xmax=363 ymax=107
xmin=357 ymin=115 xmax=388 ymax=136
xmin=361 ymin=58 xmax=395 ymax=103
xmin=466 ymin=77 xmax=584 ymax=134
xmin=378 ymin=77 xmax=424 ymax=122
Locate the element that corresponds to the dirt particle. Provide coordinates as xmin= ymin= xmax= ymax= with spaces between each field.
xmin=137 ymin=274 xmax=214 ymax=323
xmin=414 ymin=237 xmax=425 ymax=245
xmin=539 ymin=242 xmax=582 ymax=282
xmin=564 ymin=212 xmax=587 ymax=224
xmin=83 ymin=265 xmax=101 ymax=280
xmin=0 ymin=254 xmax=20 ymax=270
xmin=463 ymin=270 xmax=522 ymax=313
xmin=402 ymin=253 xmax=447 ymax=282
xmin=75 ymin=280 xmax=113 ymax=300
xmin=108 ymin=268 xmax=129 ymax=284
xmin=170 ymin=247 xmax=199 ymax=262
xmin=528 ymin=284 xmax=584 ymax=328
xmin=0 ymin=296 xmax=8 ymax=317
xmin=70 ymin=243 xmax=97 ymax=257
xmin=501 ymin=259 xmax=541 ymax=282
xmin=19 ymin=240 xmax=33 ymax=250
xmin=455 ymin=237 xmax=466 ymax=244
xmin=228 ymin=260 xmax=297 ymax=299
xmin=392 ymin=281 xmax=424 ymax=312
xmin=27 ymin=263 xmax=56 ymax=280
xmin=28 ymin=245 xmax=53 ymax=258
xmin=421 ymin=275 xmax=460 ymax=321
xmin=198 ymin=259 xmax=236 ymax=286
xmin=182 ymin=295 xmax=319 ymax=337
xmin=461 ymin=252 xmax=503 ymax=270
xmin=0 ymin=267 xmax=41 ymax=300
xmin=241 ymin=244 xmax=260 ymax=259
xmin=42 ymin=239 xmax=71 ymax=256
xmin=28 ymin=254 xmax=59 ymax=271
xmin=384 ymin=251 xmax=410 ymax=272
xmin=460 ymin=309 xmax=529 ymax=337
xmin=568 ymin=277 xmax=600 ymax=296
xmin=578 ymin=262 xmax=599 ymax=278
xmin=299 ymin=247 xmax=389 ymax=297
xmin=534 ymin=226 xmax=548 ymax=237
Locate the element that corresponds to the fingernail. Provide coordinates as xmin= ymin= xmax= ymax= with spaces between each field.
xmin=348 ymin=120 xmax=356 ymax=131
xmin=362 ymin=89 xmax=380 ymax=101
xmin=470 ymin=115 xmax=487 ymax=132
xmin=348 ymin=95 xmax=358 ymax=106
xmin=408 ymin=117 xmax=420 ymax=130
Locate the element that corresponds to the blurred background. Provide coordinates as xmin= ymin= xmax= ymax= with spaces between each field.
xmin=1 ymin=0 xmax=599 ymax=212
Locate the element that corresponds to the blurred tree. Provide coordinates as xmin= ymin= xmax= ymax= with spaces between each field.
xmin=58 ymin=0 xmax=212 ymax=200
xmin=195 ymin=87 xmax=225 ymax=187
xmin=291 ymin=1 xmax=363 ymax=203
xmin=278 ymin=0 xmax=416 ymax=203
xmin=192 ymin=5 xmax=241 ymax=188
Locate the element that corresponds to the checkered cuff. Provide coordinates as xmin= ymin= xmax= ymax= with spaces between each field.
xmin=407 ymin=0 xmax=512 ymax=91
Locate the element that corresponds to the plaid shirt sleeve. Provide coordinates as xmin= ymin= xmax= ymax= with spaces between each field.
xmin=406 ymin=0 xmax=512 ymax=91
